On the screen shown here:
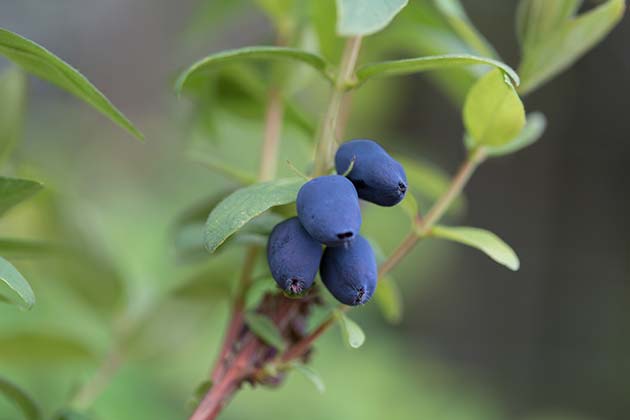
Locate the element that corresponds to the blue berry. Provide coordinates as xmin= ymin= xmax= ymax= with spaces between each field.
xmin=267 ymin=217 xmax=323 ymax=295
xmin=320 ymin=235 xmax=377 ymax=306
xmin=296 ymin=175 xmax=362 ymax=247
xmin=335 ymin=139 xmax=407 ymax=206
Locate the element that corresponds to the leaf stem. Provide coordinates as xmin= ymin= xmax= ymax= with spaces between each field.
xmin=313 ymin=36 xmax=362 ymax=176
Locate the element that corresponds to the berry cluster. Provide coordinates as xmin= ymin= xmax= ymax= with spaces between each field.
xmin=267 ymin=139 xmax=407 ymax=305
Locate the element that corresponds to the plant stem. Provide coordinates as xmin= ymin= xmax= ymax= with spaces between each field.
xmin=258 ymin=88 xmax=284 ymax=181
xmin=70 ymin=345 xmax=123 ymax=410
xmin=313 ymin=36 xmax=362 ymax=176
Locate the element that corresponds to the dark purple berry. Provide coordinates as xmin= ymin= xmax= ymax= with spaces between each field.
xmin=320 ymin=235 xmax=377 ymax=306
xmin=267 ymin=217 xmax=322 ymax=295
xmin=296 ymin=175 xmax=362 ymax=247
xmin=335 ymin=139 xmax=407 ymax=207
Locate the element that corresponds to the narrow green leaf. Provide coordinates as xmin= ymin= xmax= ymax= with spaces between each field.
xmin=0 ymin=176 xmax=42 ymax=216
xmin=0 ymin=28 xmax=143 ymax=140
xmin=245 ymin=277 xmax=280 ymax=310
xmin=0 ymin=256 xmax=35 ymax=309
xmin=52 ymin=409 xmax=92 ymax=420
xmin=433 ymin=0 xmax=497 ymax=58
xmin=188 ymin=150 xmax=258 ymax=185
xmin=0 ymin=332 xmax=95 ymax=364
xmin=518 ymin=0 xmax=625 ymax=94
xmin=355 ymin=54 xmax=520 ymax=87
xmin=292 ymin=363 xmax=325 ymax=393
xmin=204 ymin=178 xmax=305 ymax=253
xmin=398 ymin=192 xmax=419 ymax=222
xmin=336 ymin=0 xmax=409 ymax=36
xmin=470 ymin=112 xmax=546 ymax=157
xmin=374 ymin=277 xmax=403 ymax=324
xmin=431 ymin=225 xmax=520 ymax=271
xmin=176 ymin=46 xmax=334 ymax=94
xmin=334 ymin=311 xmax=365 ymax=348
xmin=516 ymin=0 xmax=582 ymax=46
xmin=463 ymin=69 xmax=526 ymax=147
xmin=0 ymin=67 xmax=26 ymax=166
xmin=0 ymin=238 xmax=59 ymax=259
xmin=0 ymin=376 xmax=42 ymax=420
xmin=244 ymin=312 xmax=285 ymax=350
xmin=186 ymin=380 xmax=213 ymax=412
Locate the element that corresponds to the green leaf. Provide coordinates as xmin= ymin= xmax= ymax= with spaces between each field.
xmin=336 ymin=0 xmax=409 ymax=36
xmin=52 ymin=409 xmax=92 ymax=420
xmin=0 ymin=238 xmax=60 ymax=259
xmin=431 ymin=225 xmax=520 ymax=271
xmin=292 ymin=363 xmax=325 ymax=393
xmin=0 ymin=67 xmax=26 ymax=166
xmin=516 ymin=0 xmax=582 ymax=46
xmin=433 ymin=0 xmax=497 ymax=58
xmin=0 ymin=176 xmax=42 ymax=216
xmin=374 ymin=277 xmax=403 ymax=324
xmin=463 ymin=69 xmax=526 ymax=148
xmin=186 ymin=380 xmax=213 ymax=412
xmin=175 ymin=47 xmax=334 ymax=94
xmin=355 ymin=54 xmax=520 ymax=87
xmin=204 ymin=178 xmax=305 ymax=253
xmin=255 ymin=0 xmax=295 ymax=30
xmin=245 ymin=277 xmax=280 ymax=310
xmin=334 ymin=310 xmax=365 ymax=348
xmin=0 ymin=256 xmax=35 ymax=309
xmin=517 ymin=0 xmax=625 ymax=94
xmin=398 ymin=192 xmax=419 ymax=223
xmin=470 ymin=112 xmax=546 ymax=157
xmin=0 ymin=332 xmax=95 ymax=365
xmin=244 ymin=312 xmax=285 ymax=350
xmin=0 ymin=28 xmax=143 ymax=140
xmin=0 ymin=376 xmax=41 ymax=420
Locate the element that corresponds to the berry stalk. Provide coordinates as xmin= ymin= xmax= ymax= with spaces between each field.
xmin=313 ymin=36 xmax=362 ymax=176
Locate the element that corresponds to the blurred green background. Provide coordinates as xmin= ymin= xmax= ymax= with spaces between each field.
xmin=0 ymin=1 xmax=628 ymax=419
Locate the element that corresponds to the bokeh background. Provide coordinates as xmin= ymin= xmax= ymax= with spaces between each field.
xmin=0 ymin=1 xmax=628 ymax=419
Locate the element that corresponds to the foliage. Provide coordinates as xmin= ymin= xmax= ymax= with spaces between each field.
xmin=0 ymin=0 xmax=624 ymax=419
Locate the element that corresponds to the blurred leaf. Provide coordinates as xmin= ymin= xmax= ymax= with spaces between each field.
xmin=204 ymin=178 xmax=305 ymax=253
xmin=187 ymin=151 xmax=258 ymax=185
xmin=336 ymin=0 xmax=409 ymax=36
xmin=0 ymin=256 xmax=35 ymax=309
xmin=310 ymin=0 xmax=343 ymax=62
xmin=0 ymin=176 xmax=42 ymax=216
xmin=433 ymin=0 xmax=497 ymax=58
xmin=170 ymin=264 xmax=232 ymax=302
xmin=255 ymin=0 xmax=295 ymax=31
xmin=0 ymin=28 xmax=143 ymax=140
xmin=355 ymin=54 xmax=520 ymax=87
xmin=292 ymin=363 xmax=325 ymax=393
xmin=0 ymin=332 xmax=95 ymax=365
xmin=245 ymin=277 xmax=280 ymax=310
xmin=186 ymin=380 xmax=213 ymax=412
xmin=334 ymin=310 xmax=365 ymax=348
xmin=0 ymin=376 xmax=41 ymax=420
xmin=463 ymin=69 xmax=525 ymax=148
xmin=244 ymin=312 xmax=285 ymax=350
xmin=468 ymin=112 xmax=547 ymax=157
xmin=396 ymin=156 xmax=465 ymax=218
xmin=0 ymin=238 xmax=60 ymax=259
xmin=398 ymin=192 xmax=419 ymax=223
xmin=0 ymin=67 xmax=26 ymax=166
xmin=431 ymin=225 xmax=520 ymax=271
xmin=176 ymin=47 xmax=334 ymax=94
xmin=181 ymin=0 xmax=248 ymax=47
xmin=516 ymin=0 xmax=582 ymax=46
xmin=52 ymin=409 xmax=92 ymax=420
xmin=374 ymin=277 xmax=403 ymax=324
xmin=517 ymin=0 xmax=625 ymax=94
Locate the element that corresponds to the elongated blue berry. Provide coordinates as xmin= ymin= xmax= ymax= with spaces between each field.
xmin=320 ymin=235 xmax=377 ymax=306
xmin=335 ymin=139 xmax=407 ymax=206
xmin=267 ymin=217 xmax=323 ymax=295
xmin=296 ymin=175 xmax=362 ymax=247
